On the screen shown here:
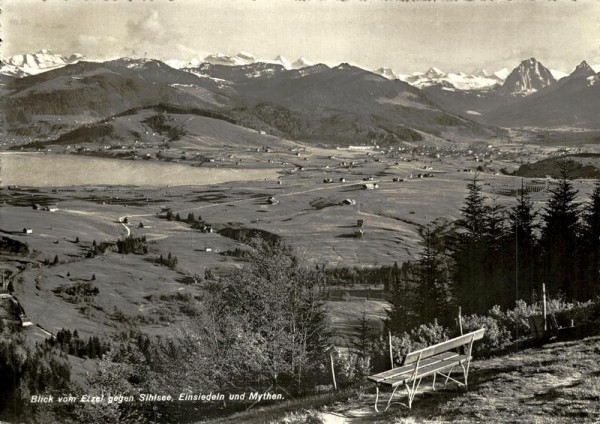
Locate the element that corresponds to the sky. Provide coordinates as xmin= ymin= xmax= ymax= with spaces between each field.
xmin=3 ymin=0 xmax=600 ymax=74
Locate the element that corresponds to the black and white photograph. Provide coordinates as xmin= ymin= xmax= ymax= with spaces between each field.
xmin=1 ymin=0 xmax=600 ymax=422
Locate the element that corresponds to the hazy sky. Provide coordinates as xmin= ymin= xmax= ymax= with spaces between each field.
xmin=3 ymin=0 xmax=600 ymax=73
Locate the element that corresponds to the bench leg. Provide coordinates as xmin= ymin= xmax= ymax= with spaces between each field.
xmin=374 ymin=385 xmax=381 ymax=413
xmin=438 ymin=366 xmax=467 ymax=389
xmin=384 ymin=384 xmax=402 ymax=412
xmin=432 ymin=372 xmax=437 ymax=391
xmin=374 ymin=383 xmax=409 ymax=413
xmin=461 ymin=362 xmax=469 ymax=390
xmin=404 ymin=377 xmax=423 ymax=409
xmin=442 ymin=365 xmax=456 ymax=387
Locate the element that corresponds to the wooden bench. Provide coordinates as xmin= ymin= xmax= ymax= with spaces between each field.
xmin=368 ymin=328 xmax=485 ymax=411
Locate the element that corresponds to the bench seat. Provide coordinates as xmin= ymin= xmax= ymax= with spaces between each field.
xmin=368 ymin=351 xmax=461 ymax=384
xmin=372 ymin=353 xmax=469 ymax=388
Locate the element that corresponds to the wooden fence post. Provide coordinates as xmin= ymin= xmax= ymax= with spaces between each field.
xmin=330 ymin=353 xmax=337 ymax=390
xmin=388 ymin=330 xmax=394 ymax=368
xmin=542 ymin=283 xmax=547 ymax=332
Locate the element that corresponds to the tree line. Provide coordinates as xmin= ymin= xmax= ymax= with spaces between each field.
xmin=388 ymin=162 xmax=600 ymax=333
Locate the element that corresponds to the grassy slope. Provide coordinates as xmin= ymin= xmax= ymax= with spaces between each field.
xmin=216 ymin=336 xmax=600 ymax=424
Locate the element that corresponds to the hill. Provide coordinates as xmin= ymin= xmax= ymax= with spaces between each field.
xmin=513 ymin=154 xmax=600 ymax=179
xmin=230 ymin=63 xmax=499 ymax=144
xmin=1 ymin=59 xmax=229 ymax=137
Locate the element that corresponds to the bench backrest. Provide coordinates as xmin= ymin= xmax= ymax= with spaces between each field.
xmin=402 ymin=328 xmax=485 ymax=365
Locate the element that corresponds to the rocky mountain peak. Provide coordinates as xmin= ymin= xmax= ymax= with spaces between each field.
xmin=499 ymin=57 xmax=556 ymax=95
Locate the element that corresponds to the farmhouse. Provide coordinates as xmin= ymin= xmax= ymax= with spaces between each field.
xmin=22 ymin=228 xmax=33 ymax=235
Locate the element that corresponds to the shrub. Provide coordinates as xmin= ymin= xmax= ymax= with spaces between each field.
xmin=555 ymin=298 xmax=599 ymax=327
xmin=503 ymin=299 xmax=540 ymax=339
xmin=383 ymin=321 xmax=450 ymax=366
xmin=461 ymin=313 xmax=511 ymax=357
xmin=335 ymin=353 xmax=371 ymax=385
xmin=389 ymin=333 xmax=414 ymax=363
xmin=410 ymin=320 xmax=449 ymax=346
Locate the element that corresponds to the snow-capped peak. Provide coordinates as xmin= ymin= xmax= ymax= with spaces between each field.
xmin=292 ymin=57 xmax=313 ymax=69
xmin=493 ymin=68 xmax=510 ymax=81
xmin=374 ymin=67 xmax=397 ymax=80
xmin=202 ymin=53 xmax=254 ymax=66
xmin=198 ymin=52 xmax=293 ymax=69
xmin=472 ymin=68 xmax=489 ymax=78
xmin=550 ymin=69 xmax=568 ymax=81
xmin=404 ymin=66 xmax=500 ymax=90
xmin=424 ymin=67 xmax=446 ymax=78
xmin=1 ymin=50 xmax=84 ymax=77
xmin=273 ymin=55 xmax=292 ymax=70
xmin=165 ymin=59 xmax=188 ymax=69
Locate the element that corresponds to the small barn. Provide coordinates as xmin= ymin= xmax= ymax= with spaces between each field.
xmin=22 ymin=228 xmax=33 ymax=235
xmin=362 ymin=183 xmax=378 ymax=190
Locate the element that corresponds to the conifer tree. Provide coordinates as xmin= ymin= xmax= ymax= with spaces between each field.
xmin=540 ymin=161 xmax=581 ymax=298
xmin=452 ymin=176 xmax=489 ymax=313
xmin=386 ymin=262 xmax=418 ymax=333
xmin=413 ymin=219 xmax=455 ymax=327
xmin=507 ymin=183 xmax=539 ymax=303
xmin=580 ymin=181 xmax=600 ymax=299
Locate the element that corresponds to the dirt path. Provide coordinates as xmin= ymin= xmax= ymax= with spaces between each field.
xmin=319 ymin=401 xmax=380 ymax=424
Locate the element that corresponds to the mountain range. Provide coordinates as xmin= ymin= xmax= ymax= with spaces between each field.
xmin=1 ymin=52 xmax=504 ymax=145
xmin=2 ymin=50 xmax=599 ymax=93
xmin=1 ymin=51 xmax=599 ymax=141
xmin=424 ymin=58 xmax=600 ymax=128
xmin=0 ymin=50 xmax=83 ymax=78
